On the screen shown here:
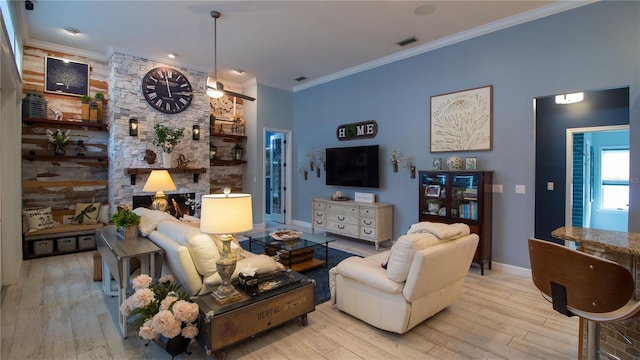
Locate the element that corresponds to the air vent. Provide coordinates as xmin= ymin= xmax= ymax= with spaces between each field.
xmin=397 ymin=37 xmax=417 ymax=47
xmin=295 ymin=76 xmax=307 ymax=82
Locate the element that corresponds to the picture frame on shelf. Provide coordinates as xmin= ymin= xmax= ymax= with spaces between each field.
xmin=425 ymin=185 xmax=441 ymax=197
xmin=45 ymin=56 xmax=90 ymax=97
xmin=430 ymin=85 xmax=493 ymax=153
xmin=465 ymin=157 xmax=477 ymax=170
xmin=431 ymin=158 xmax=442 ymax=170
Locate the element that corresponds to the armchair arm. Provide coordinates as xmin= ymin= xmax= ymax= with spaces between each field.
xmin=335 ymin=256 xmax=404 ymax=294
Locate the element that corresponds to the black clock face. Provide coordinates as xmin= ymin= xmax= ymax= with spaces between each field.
xmin=142 ymin=67 xmax=193 ymax=114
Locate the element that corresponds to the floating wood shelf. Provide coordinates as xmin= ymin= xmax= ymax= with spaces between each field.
xmin=23 ymin=150 xmax=108 ymax=162
xmin=125 ymin=167 xmax=207 ymax=185
xmin=211 ymin=133 xmax=247 ymax=140
xmin=210 ymin=159 xmax=247 ymax=166
xmin=23 ymin=117 xmax=108 ymax=130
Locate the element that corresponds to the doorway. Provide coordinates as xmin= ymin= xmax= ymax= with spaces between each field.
xmin=566 ymin=126 xmax=629 ymax=232
xmin=534 ymin=87 xmax=630 ymax=243
xmin=265 ymin=129 xmax=290 ymax=224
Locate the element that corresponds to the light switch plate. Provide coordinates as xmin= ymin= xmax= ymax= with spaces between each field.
xmin=515 ymin=185 xmax=526 ymax=194
xmin=492 ymin=184 xmax=503 ymax=193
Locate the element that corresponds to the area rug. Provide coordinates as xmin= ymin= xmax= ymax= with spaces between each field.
xmin=240 ymin=241 xmax=359 ymax=305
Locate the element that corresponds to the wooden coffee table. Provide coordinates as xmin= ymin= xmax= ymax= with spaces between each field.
xmin=246 ymin=230 xmax=335 ymax=272
xmin=194 ymin=271 xmax=315 ymax=358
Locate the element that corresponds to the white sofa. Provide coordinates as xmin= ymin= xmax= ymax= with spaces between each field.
xmin=329 ymin=222 xmax=479 ymax=334
xmin=134 ymin=208 xmax=284 ymax=296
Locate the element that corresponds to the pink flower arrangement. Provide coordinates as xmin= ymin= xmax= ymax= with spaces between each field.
xmin=120 ymin=274 xmax=199 ymax=340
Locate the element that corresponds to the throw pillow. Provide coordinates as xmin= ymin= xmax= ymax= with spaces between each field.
xmin=23 ymin=207 xmax=58 ymax=232
xmin=186 ymin=233 xmax=220 ymax=277
xmin=72 ymin=202 xmax=101 ymax=225
xmin=98 ymin=204 xmax=110 ymax=224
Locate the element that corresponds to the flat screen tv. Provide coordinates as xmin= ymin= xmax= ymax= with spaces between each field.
xmin=325 ymin=145 xmax=379 ymax=188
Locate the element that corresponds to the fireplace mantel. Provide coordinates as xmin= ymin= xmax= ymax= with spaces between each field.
xmin=125 ymin=167 xmax=207 ymax=185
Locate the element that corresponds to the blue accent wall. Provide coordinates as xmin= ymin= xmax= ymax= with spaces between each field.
xmin=290 ymin=2 xmax=640 ymax=269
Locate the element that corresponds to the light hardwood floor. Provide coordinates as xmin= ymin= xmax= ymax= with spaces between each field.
xmin=1 ymin=230 xmax=578 ymax=359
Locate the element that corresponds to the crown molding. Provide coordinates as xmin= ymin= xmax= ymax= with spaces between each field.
xmin=293 ymin=1 xmax=596 ymax=92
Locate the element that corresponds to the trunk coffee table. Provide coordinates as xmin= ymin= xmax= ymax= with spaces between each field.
xmin=194 ymin=270 xmax=315 ymax=358
xmin=246 ymin=230 xmax=336 ymax=272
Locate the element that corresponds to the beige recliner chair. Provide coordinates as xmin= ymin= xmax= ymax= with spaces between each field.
xmin=329 ymin=222 xmax=479 ymax=334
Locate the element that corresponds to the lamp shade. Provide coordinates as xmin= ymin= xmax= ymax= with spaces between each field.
xmin=200 ymin=193 xmax=253 ymax=235
xmin=142 ymin=170 xmax=177 ymax=192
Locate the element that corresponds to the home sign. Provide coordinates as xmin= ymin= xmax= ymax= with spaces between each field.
xmin=336 ymin=120 xmax=378 ymax=141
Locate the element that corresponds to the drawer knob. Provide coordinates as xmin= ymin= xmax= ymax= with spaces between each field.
xmin=364 ymin=229 xmax=372 ymax=235
xmin=338 ymin=216 xmax=345 ymax=221
xmin=338 ymin=225 xmax=345 ymax=230
xmin=364 ymin=220 xmax=372 ymax=225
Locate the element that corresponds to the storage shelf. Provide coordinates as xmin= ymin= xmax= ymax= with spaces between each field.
xmin=23 ymin=150 xmax=108 ymax=162
xmin=23 ymin=117 xmax=108 ymax=130
xmin=125 ymin=167 xmax=207 ymax=184
xmin=210 ymin=159 xmax=247 ymax=166
xmin=211 ymin=133 xmax=247 ymax=140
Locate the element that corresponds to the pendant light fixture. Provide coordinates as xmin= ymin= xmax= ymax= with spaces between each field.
xmin=206 ymin=10 xmax=225 ymax=99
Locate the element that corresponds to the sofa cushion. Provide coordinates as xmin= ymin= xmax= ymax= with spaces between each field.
xmin=23 ymin=207 xmax=59 ymax=233
xmin=186 ymin=232 xmax=220 ymax=277
xmin=72 ymin=202 xmax=101 ymax=225
xmin=386 ymin=233 xmax=441 ymax=282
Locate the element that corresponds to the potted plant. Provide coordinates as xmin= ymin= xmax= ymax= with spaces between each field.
xmin=111 ymin=208 xmax=141 ymax=239
xmin=81 ymin=95 xmax=91 ymax=120
xmin=94 ymin=92 xmax=105 ymax=122
xmin=152 ymin=123 xmax=185 ymax=168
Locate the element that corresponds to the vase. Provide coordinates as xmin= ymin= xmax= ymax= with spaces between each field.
xmin=152 ymin=334 xmax=191 ymax=359
xmin=162 ymin=152 xmax=172 ymax=168
xmin=54 ymin=146 xmax=66 ymax=156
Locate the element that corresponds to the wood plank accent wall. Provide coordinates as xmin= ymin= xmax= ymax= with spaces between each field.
xmin=21 ymin=47 xmax=110 ymax=214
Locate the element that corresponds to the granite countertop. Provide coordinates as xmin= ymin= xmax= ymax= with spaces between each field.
xmin=552 ymin=226 xmax=640 ymax=255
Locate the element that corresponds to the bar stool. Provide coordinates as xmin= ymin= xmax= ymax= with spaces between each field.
xmin=528 ymin=238 xmax=640 ymax=360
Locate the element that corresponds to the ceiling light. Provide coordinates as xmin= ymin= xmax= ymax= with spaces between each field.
xmin=414 ymin=3 xmax=437 ymax=16
xmin=206 ymin=11 xmax=225 ymax=99
xmin=168 ymin=53 xmax=176 ymax=59
xmin=63 ymin=27 xmax=81 ymax=35
xmin=233 ymin=69 xmax=245 ymax=75
xmin=555 ymin=92 xmax=584 ymax=104
xmin=294 ymin=76 xmax=307 ymax=82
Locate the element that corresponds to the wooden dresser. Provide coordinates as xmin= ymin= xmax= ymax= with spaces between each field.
xmin=312 ymin=198 xmax=393 ymax=250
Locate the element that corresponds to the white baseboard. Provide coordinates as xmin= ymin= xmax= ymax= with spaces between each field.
xmin=490 ymin=261 xmax=531 ymax=278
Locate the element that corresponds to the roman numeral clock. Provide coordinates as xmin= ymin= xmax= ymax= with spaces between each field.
xmin=142 ymin=67 xmax=193 ymax=114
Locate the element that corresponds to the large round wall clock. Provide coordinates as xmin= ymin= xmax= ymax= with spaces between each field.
xmin=142 ymin=67 xmax=193 ymax=114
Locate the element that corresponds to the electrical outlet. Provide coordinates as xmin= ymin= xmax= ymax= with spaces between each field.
xmin=547 ymin=182 xmax=554 ymax=191
xmin=515 ymin=185 xmax=526 ymax=194
xmin=492 ymin=184 xmax=503 ymax=193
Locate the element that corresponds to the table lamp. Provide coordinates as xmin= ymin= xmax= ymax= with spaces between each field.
xmin=200 ymin=189 xmax=253 ymax=304
xmin=142 ymin=170 xmax=177 ymax=212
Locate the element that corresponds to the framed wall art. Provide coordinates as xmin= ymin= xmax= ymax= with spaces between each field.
xmin=465 ymin=157 xmax=477 ymax=170
xmin=45 ymin=56 xmax=90 ymax=97
xmin=430 ymin=85 xmax=493 ymax=153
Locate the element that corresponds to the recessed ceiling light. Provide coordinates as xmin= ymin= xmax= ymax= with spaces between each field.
xmin=414 ymin=3 xmax=437 ymax=16
xmin=397 ymin=37 xmax=417 ymax=47
xmin=233 ymin=69 xmax=245 ymax=75
xmin=63 ymin=27 xmax=81 ymax=35
xmin=294 ymin=76 xmax=307 ymax=82
xmin=168 ymin=53 xmax=176 ymax=59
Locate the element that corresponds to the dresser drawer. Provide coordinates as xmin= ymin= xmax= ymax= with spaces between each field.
xmin=326 ymin=212 xmax=358 ymax=225
xmin=327 ymin=221 xmax=358 ymax=236
xmin=313 ymin=201 xmax=326 ymax=211
xmin=359 ymin=226 xmax=377 ymax=240
xmin=313 ymin=217 xmax=327 ymax=229
xmin=326 ymin=203 xmax=358 ymax=214
xmin=360 ymin=217 xmax=377 ymax=227
xmin=359 ymin=207 xmax=378 ymax=217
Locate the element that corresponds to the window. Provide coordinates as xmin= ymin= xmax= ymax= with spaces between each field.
xmin=601 ymin=149 xmax=629 ymax=211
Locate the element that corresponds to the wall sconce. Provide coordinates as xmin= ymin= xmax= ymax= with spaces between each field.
xmin=193 ymin=124 xmax=200 ymax=140
xmin=209 ymin=144 xmax=217 ymax=159
xmin=403 ymin=155 xmax=415 ymax=179
xmin=299 ymin=167 xmax=308 ymax=180
xmin=129 ymin=118 xmax=138 ymax=136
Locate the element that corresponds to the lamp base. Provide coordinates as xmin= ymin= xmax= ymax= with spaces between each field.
xmin=151 ymin=191 xmax=169 ymax=212
xmin=212 ymin=234 xmax=242 ymax=305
